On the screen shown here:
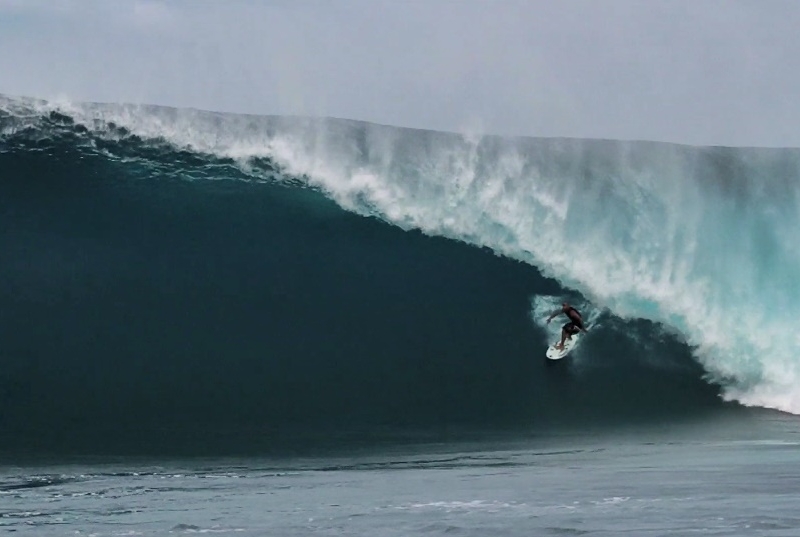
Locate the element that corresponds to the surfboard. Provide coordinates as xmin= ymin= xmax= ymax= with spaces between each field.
xmin=546 ymin=334 xmax=579 ymax=360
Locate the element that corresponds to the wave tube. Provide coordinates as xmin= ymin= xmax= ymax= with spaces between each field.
xmin=4 ymin=96 xmax=800 ymax=414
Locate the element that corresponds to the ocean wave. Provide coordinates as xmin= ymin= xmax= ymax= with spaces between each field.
xmin=2 ymin=94 xmax=799 ymax=416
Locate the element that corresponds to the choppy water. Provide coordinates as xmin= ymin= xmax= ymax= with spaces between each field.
xmin=4 ymin=413 xmax=800 ymax=536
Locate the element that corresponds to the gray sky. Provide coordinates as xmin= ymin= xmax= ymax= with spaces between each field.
xmin=2 ymin=0 xmax=800 ymax=146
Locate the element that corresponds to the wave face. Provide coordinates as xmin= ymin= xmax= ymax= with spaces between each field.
xmin=0 ymin=95 xmax=794 ymax=454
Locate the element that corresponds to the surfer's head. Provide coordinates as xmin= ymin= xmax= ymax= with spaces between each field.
xmin=562 ymin=302 xmax=569 ymax=310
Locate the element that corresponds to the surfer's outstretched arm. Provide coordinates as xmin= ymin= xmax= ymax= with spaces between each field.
xmin=546 ymin=310 xmax=561 ymax=323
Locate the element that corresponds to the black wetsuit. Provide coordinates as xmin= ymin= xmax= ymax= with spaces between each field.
xmin=563 ymin=307 xmax=584 ymax=335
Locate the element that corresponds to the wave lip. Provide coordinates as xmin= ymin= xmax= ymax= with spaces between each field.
xmin=2 ymin=94 xmax=800 ymax=415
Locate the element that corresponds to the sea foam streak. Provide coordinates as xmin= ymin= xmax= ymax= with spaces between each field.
xmin=3 ymin=95 xmax=800 ymax=413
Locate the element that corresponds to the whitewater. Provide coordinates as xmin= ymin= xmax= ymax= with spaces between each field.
xmin=2 ymin=94 xmax=800 ymax=414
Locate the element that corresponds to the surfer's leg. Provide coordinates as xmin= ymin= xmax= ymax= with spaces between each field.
xmin=556 ymin=323 xmax=574 ymax=349
xmin=556 ymin=328 xmax=567 ymax=350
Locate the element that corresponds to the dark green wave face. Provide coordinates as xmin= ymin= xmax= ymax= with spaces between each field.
xmin=0 ymin=100 xmax=763 ymax=458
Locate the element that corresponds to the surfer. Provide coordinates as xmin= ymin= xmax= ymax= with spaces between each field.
xmin=546 ymin=302 xmax=588 ymax=350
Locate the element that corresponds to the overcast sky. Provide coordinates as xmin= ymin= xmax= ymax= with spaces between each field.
xmin=1 ymin=0 xmax=799 ymax=146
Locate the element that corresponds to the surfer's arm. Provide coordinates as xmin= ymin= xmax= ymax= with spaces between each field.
xmin=546 ymin=310 xmax=560 ymax=323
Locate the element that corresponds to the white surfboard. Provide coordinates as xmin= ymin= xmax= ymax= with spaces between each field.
xmin=546 ymin=334 xmax=579 ymax=360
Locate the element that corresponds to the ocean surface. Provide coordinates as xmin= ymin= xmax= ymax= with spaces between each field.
xmin=1 ymin=95 xmax=799 ymax=535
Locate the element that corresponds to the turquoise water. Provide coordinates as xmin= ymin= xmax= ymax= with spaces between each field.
xmin=2 ymin=95 xmax=800 ymax=535
xmin=4 ymin=95 xmax=799 ymax=414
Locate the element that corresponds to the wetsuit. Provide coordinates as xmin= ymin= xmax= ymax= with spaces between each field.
xmin=562 ymin=307 xmax=584 ymax=335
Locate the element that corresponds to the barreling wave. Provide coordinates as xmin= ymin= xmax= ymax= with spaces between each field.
xmin=2 ymin=94 xmax=799 ymax=420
